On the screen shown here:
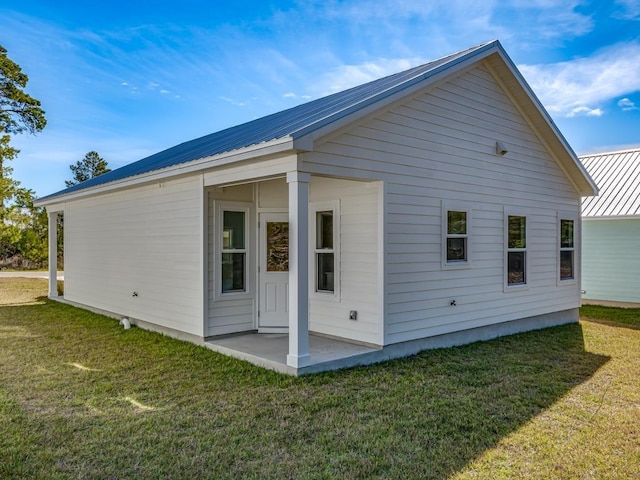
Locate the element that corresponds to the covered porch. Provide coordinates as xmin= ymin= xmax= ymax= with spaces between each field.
xmin=206 ymin=168 xmax=384 ymax=371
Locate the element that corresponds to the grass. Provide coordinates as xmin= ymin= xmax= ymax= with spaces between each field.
xmin=0 ymin=278 xmax=49 ymax=306
xmin=1 ymin=279 xmax=638 ymax=479
xmin=580 ymin=303 xmax=640 ymax=329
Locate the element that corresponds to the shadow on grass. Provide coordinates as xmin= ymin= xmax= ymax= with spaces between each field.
xmin=291 ymin=322 xmax=611 ymax=479
xmin=1 ymin=300 xmax=611 ymax=480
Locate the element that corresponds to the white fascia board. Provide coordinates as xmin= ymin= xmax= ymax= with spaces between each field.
xmin=583 ymin=215 xmax=640 ymax=221
xmin=34 ymin=137 xmax=295 ymax=206
xmin=44 ymin=203 xmax=65 ymax=213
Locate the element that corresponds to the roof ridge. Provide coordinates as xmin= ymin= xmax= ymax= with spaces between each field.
xmin=580 ymin=146 xmax=640 ymax=158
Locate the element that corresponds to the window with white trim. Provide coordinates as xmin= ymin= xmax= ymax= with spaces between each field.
xmin=221 ymin=209 xmax=247 ymax=293
xmin=559 ymin=218 xmax=575 ymax=281
xmin=315 ymin=210 xmax=334 ymax=292
xmin=442 ymin=202 xmax=471 ymax=269
xmin=507 ymin=214 xmax=527 ymax=286
xmin=447 ymin=210 xmax=467 ymax=262
xmin=311 ymin=201 xmax=339 ymax=297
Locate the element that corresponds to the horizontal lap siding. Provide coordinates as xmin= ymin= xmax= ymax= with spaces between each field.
xmin=304 ymin=63 xmax=581 ymax=345
xmin=582 ymin=219 xmax=640 ymax=303
xmin=64 ymin=176 xmax=203 ymax=336
xmin=206 ymin=185 xmax=255 ymax=336
xmin=309 ymin=178 xmax=381 ymax=345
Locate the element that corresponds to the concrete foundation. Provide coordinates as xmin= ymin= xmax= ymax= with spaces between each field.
xmin=49 ymin=295 xmax=579 ymax=376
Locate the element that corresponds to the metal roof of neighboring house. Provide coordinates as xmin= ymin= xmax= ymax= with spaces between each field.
xmin=581 ymin=148 xmax=640 ymax=218
xmin=35 ymin=39 xmax=597 ymax=205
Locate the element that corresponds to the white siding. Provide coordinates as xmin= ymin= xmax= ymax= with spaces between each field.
xmin=309 ymin=177 xmax=382 ymax=345
xmin=302 ymin=63 xmax=582 ymax=345
xmin=64 ymin=176 xmax=203 ymax=336
xmin=582 ymin=218 xmax=640 ymax=303
xmin=256 ymin=177 xmax=382 ymax=344
xmin=258 ymin=178 xmax=287 ymax=209
xmin=206 ymin=184 xmax=255 ymax=336
xmin=203 ymin=155 xmax=296 ymax=187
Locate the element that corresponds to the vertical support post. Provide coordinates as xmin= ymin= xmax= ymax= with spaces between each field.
xmin=47 ymin=211 xmax=59 ymax=298
xmin=286 ymin=171 xmax=311 ymax=368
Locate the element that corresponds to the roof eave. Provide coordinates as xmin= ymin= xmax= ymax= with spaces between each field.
xmin=34 ymin=136 xmax=296 ymax=207
xmin=583 ymin=215 xmax=640 ymax=220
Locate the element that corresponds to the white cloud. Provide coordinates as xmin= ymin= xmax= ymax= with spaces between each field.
xmin=567 ymin=106 xmax=604 ymax=117
xmin=519 ymin=41 xmax=640 ymax=117
xmin=220 ymin=96 xmax=248 ymax=107
xmin=309 ymin=0 xmax=592 ymax=42
xmin=317 ymin=57 xmax=426 ymax=95
xmin=614 ymin=0 xmax=640 ymax=19
xmin=618 ymin=97 xmax=639 ymax=111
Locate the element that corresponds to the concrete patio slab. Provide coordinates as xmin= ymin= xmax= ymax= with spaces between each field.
xmin=205 ymin=333 xmax=381 ymax=375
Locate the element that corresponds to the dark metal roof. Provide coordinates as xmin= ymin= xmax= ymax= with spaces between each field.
xmin=38 ymin=41 xmax=498 ymax=202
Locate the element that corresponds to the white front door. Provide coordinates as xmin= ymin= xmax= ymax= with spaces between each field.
xmin=258 ymin=213 xmax=289 ymax=331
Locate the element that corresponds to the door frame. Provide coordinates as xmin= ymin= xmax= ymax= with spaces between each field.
xmin=257 ymin=211 xmax=289 ymax=333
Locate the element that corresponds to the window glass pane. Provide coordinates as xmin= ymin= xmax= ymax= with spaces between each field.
xmin=223 ymin=211 xmax=245 ymax=249
xmin=316 ymin=211 xmax=333 ymax=249
xmin=222 ymin=253 xmax=245 ymax=292
xmin=508 ymin=216 xmax=526 ymax=249
xmin=317 ymin=252 xmax=334 ymax=292
xmin=266 ymin=222 xmax=288 ymax=272
xmin=560 ymin=250 xmax=574 ymax=280
xmin=447 ymin=238 xmax=466 ymax=262
xmin=508 ymin=251 xmax=526 ymax=285
xmin=561 ymin=220 xmax=574 ymax=248
xmin=447 ymin=211 xmax=466 ymax=235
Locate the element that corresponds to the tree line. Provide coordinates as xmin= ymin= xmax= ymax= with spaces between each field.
xmin=1 ymin=45 xmax=110 ymax=269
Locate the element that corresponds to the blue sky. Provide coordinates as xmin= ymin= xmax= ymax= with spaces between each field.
xmin=2 ymin=0 xmax=640 ymax=197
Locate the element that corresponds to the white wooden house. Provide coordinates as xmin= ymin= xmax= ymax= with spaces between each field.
xmin=35 ymin=41 xmax=597 ymax=374
xmin=581 ymin=148 xmax=640 ymax=304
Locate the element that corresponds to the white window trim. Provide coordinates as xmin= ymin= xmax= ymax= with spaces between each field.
xmin=557 ymin=211 xmax=578 ymax=286
xmin=214 ymin=201 xmax=253 ymax=300
xmin=309 ymin=200 xmax=340 ymax=301
xmin=504 ymin=208 xmax=529 ymax=292
xmin=441 ymin=201 xmax=472 ymax=269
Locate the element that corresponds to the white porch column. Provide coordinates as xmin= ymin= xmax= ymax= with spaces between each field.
xmin=286 ymin=171 xmax=311 ymax=368
xmin=47 ymin=211 xmax=59 ymax=298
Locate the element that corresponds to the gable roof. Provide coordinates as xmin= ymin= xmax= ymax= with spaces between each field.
xmin=581 ymin=148 xmax=640 ymax=218
xmin=36 ymin=40 xmax=597 ymax=205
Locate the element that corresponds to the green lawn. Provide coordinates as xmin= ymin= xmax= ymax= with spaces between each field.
xmin=1 ymin=278 xmax=638 ymax=479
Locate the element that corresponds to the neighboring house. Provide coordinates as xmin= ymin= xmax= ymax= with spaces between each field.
xmin=581 ymin=148 xmax=640 ymax=304
xmin=35 ymin=40 xmax=597 ymax=375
